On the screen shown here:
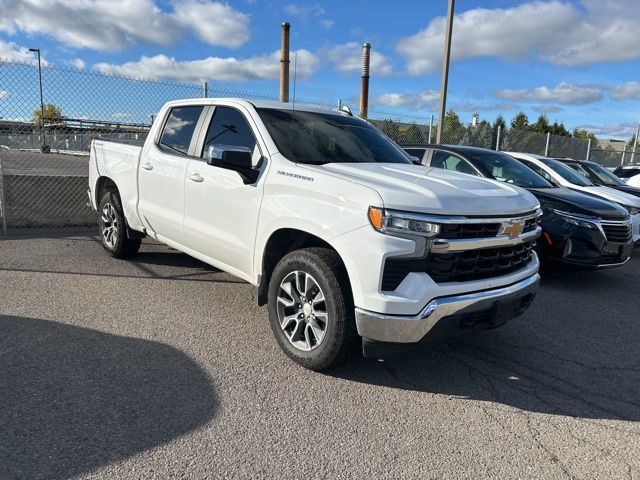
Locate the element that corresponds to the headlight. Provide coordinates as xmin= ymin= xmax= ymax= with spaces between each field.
xmin=553 ymin=209 xmax=600 ymax=230
xmin=623 ymin=205 xmax=639 ymax=216
xmin=368 ymin=207 xmax=440 ymax=237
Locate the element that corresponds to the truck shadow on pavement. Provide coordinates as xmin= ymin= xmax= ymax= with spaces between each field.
xmin=331 ymin=268 xmax=640 ymax=422
xmin=0 ymin=315 xmax=217 ymax=479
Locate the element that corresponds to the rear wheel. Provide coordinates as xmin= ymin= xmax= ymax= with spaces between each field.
xmin=267 ymin=247 xmax=356 ymax=371
xmin=98 ymin=191 xmax=141 ymax=258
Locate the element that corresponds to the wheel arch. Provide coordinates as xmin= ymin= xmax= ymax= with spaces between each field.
xmin=257 ymin=228 xmax=353 ymax=307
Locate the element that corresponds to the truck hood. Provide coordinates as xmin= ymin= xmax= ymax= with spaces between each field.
xmin=306 ymin=163 xmax=540 ymax=216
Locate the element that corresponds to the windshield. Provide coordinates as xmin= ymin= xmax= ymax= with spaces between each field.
xmin=464 ymin=149 xmax=554 ymax=188
xmin=582 ymin=162 xmax=625 ymax=186
xmin=540 ymin=158 xmax=594 ymax=186
xmin=257 ymin=108 xmax=412 ymax=165
xmin=615 ymin=167 xmax=640 ymax=178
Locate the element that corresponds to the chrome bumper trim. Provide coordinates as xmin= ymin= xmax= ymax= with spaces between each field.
xmin=430 ymin=227 xmax=541 ymax=253
xmin=355 ymin=273 xmax=540 ymax=343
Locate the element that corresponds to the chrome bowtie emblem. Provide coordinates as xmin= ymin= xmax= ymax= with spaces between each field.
xmin=500 ymin=220 xmax=525 ymax=239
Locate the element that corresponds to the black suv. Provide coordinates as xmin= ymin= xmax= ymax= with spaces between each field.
xmin=403 ymin=145 xmax=634 ymax=268
xmin=554 ymin=158 xmax=640 ymax=200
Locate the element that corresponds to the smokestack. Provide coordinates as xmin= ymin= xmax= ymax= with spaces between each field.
xmin=359 ymin=42 xmax=371 ymax=119
xmin=279 ymin=22 xmax=290 ymax=103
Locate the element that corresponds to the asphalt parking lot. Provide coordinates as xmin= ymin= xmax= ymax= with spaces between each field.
xmin=1 ymin=232 xmax=638 ymax=479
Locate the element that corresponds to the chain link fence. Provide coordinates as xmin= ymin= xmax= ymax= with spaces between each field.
xmin=0 ymin=57 xmax=634 ymax=235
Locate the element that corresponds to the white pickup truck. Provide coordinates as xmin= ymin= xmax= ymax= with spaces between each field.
xmin=89 ymin=98 xmax=542 ymax=370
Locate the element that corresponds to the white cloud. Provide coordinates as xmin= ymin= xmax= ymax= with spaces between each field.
xmin=0 ymin=0 xmax=250 ymax=52
xmin=0 ymin=90 xmax=9 ymax=100
xmin=495 ymin=83 xmax=603 ymax=105
xmin=453 ymin=101 xmax=518 ymax=112
xmin=327 ymin=42 xmax=393 ymax=77
xmin=171 ymin=0 xmax=250 ymax=48
xmin=372 ymin=90 xmax=440 ymax=110
xmin=284 ymin=3 xmax=334 ymax=29
xmin=94 ymin=49 xmax=319 ymax=83
xmin=397 ymin=1 xmax=640 ymax=74
xmin=0 ymin=39 xmax=48 ymax=63
xmin=573 ymin=122 xmax=637 ymax=139
xmin=111 ymin=113 xmax=132 ymax=119
xmin=610 ymin=82 xmax=640 ymax=100
xmin=70 ymin=58 xmax=85 ymax=69
xmin=532 ymin=105 xmax=564 ymax=113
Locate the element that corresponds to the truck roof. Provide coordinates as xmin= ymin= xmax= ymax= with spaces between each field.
xmin=162 ymin=97 xmax=351 ymax=117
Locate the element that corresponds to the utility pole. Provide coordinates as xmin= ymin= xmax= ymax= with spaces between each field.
xmin=436 ymin=0 xmax=455 ymax=144
xmin=29 ymin=48 xmax=48 ymax=153
xmin=359 ymin=43 xmax=371 ymax=119
xmin=279 ymin=22 xmax=290 ymax=103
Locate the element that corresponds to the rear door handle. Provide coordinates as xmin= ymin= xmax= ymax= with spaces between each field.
xmin=141 ymin=162 xmax=153 ymax=171
xmin=188 ymin=172 xmax=204 ymax=183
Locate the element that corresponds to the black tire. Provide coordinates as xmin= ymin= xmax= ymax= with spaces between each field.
xmin=98 ymin=191 xmax=141 ymax=258
xmin=267 ymin=247 xmax=357 ymax=371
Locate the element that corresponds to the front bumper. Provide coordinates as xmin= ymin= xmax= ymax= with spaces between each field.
xmin=355 ymin=273 xmax=539 ymax=350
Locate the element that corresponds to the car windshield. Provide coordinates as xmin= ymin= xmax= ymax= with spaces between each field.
xmin=464 ymin=149 xmax=554 ymax=188
xmin=582 ymin=162 xmax=625 ymax=186
xmin=540 ymin=158 xmax=594 ymax=186
xmin=257 ymin=108 xmax=412 ymax=165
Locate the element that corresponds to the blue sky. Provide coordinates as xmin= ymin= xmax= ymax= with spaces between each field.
xmin=1 ymin=0 xmax=639 ymax=138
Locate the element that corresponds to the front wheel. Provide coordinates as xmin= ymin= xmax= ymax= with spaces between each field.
xmin=267 ymin=247 xmax=356 ymax=371
xmin=98 ymin=191 xmax=141 ymax=258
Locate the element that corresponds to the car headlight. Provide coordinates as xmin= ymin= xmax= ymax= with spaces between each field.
xmin=623 ymin=205 xmax=639 ymax=216
xmin=553 ymin=209 xmax=600 ymax=230
xmin=368 ymin=207 xmax=440 ymax=237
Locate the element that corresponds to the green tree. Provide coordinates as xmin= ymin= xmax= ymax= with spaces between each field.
xmin=573 ymin=128 xmax=597 ymax=141
xmin=379 ymin=119 xmax=401 ymax=142
xmin=549 ymin=121 xmax=570 ymax=137
xmin=629 ymin=135 xmax=637 ymax=147
xmin=510 ymin=112 xmax=529 ymax=131
xmin=33 ymin=103 xmax=64 ymax=126
xmin=441 ymin=110 xmax=465 ymax=144
xmin=531 ymin=114 xmax=550 ymax=133
xmin=398 ymin=123 xmax=424 ymax=144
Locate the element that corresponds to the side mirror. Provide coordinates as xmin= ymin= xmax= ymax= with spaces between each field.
xmin=206 ymin=144 xmax=253 ymax=169
xmin=410 ymin=155 xmax=422 ymax=165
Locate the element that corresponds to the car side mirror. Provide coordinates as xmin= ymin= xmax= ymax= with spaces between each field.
xmin=206 ymin=144 xmax=253 ymax=169
xmin=410 ymin=155 xmax=422 ymax=165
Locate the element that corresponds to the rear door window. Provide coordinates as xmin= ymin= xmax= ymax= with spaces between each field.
xmin=431 ymin=150 xmax=478 ymax=176
xmin=158 ymin=106 xmax=204 ymax=155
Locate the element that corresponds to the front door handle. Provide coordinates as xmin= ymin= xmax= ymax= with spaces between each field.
xmin=141 ymin=162 xmax=153 ymax=171
xmin=188 ymin=172 xmax=204 ymax=183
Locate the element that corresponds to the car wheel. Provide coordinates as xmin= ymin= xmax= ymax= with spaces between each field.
xmin=267 ymin=247 xmax=356 ymax=371
xmin=98 ymin=191 xmax=141 ymax=258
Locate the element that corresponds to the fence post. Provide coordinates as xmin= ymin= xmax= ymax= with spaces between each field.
xmin=632 ymin=122 xmax=640 ymax=164
xmin=544 ymin=132 xmax=551 ymax=157
xmin=0 ymin=155 xmax=7 ymax=236
xmin=428 ymin=115 xmax=434 ymax=143
xmin=203 ymin=81 xmax=208 ymax=98
xmin=586 ymin=138 xmax=592 ymax=161
xmin=622 ymin=145 xmax=627 ymax=165
xmin=495 ymin=125 xmax=502 ymax=151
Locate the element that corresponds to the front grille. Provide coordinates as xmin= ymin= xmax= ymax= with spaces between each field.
xmin=523 ymin=216 xmax=539 ymax=233
xmin=382 ymin=241 xmax=534 ymax=289
xmin=440 ymin=223 xmax=500 ymax=239
xmin=602 ymin=222 xmax=632 ymax=243
xmin=425 ymin=241 xmax=534 ymax=283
